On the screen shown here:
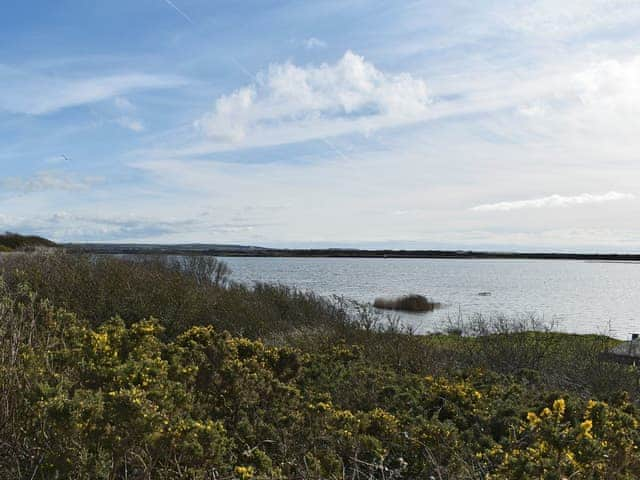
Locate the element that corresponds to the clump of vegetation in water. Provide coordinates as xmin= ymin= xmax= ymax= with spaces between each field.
xmin=373 ymin=293 xmax=439 ymax=312
xmin=1 ymin=250 xmax=639 ymax=478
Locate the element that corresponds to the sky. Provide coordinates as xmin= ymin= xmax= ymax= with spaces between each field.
xmin=2 ymin=0 xmax=640 ymax=251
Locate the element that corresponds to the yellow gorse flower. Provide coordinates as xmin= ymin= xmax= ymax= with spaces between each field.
xmin=527 ymin=411 xmax=541 ymax=427
xmin=552 ymin=398 xmax=565 ymax=417
xmin=579 ymin=419 xmax=593 ymax=439
xmin=234 ymin=466 xmax=254 ymax=480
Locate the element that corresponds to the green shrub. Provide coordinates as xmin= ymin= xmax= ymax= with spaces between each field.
xmin=0 ymin=252 xmax=350 ymax=340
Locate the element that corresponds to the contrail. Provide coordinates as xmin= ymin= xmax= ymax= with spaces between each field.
xmin=163 ymin=0 xmax=194 ymax=24
xmin=161 ymin=0 xmax=254 ymax=82
xmin=231 ymin=57 xmax=255 ymax=81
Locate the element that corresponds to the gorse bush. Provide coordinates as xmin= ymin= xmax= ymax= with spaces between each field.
xmin=3 ymin=283 xmax=640 ymax=479
xmin=1 ymin=252 xmax=640 ymax=479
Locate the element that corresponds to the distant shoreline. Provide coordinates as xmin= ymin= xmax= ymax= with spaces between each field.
xmin=65 ymin=243 xmax=640 ymax=261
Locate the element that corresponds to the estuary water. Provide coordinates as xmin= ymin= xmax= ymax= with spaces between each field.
xmin=222 ymin=257 xmax=640 ymax=339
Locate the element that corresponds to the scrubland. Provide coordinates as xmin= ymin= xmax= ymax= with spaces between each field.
xmin=0 ymin=252 xmax=638 ymax=479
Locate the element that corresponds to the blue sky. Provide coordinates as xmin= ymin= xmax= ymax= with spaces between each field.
xmin=3 ymin=1 xmax=640 ymax=250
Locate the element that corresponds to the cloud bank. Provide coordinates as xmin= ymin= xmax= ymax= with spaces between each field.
xmin=472 ymin=192 xmax=636 ymax=212
xmin=0 ymin=211 xmax=262 ymax=242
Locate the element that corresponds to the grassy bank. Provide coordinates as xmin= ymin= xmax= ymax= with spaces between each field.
xmin=0 ymin=252 xmax=639 ymax=479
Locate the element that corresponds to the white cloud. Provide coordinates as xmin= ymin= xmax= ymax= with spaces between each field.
xmin=116 ymin=116 xmax=145 ymax=132
xmin=498 ymin=0 xmax=640 ymax=39
xmin=574 ymin=57 xmax=640 ymax=111
xmin=0 ymin=66 xmax=185 ymax=115
xmin=195 ymin=87 xmax=256 ymax=142
xmin=195 ymin=51 xmax=430 ymax=146
xmin=518 ymin=102 xmax=548 ymax=117
xmin=1 ymin=171 xmax=102 ymax=193
xmin=472 ymin=192 xmax=636 ymax=212
xmin=114 ymin=97 xmax=135 ymax=111
xmin=501 ymin=55 xmax=640 ymax=151
xmin=304 ymin=37 xmax=327 ymax=49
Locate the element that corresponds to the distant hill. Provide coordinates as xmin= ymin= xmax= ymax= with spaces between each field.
xmin=65 ymin=243 xmax=267 ymax=255
xmin=65 ymin=242 xmax=640 ymax=261
xmin=0 ymin=232 xmax=57 ymax=251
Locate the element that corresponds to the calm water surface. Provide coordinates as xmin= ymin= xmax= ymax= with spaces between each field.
xmin=223 ymin=257 xmax=640 ymax=338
